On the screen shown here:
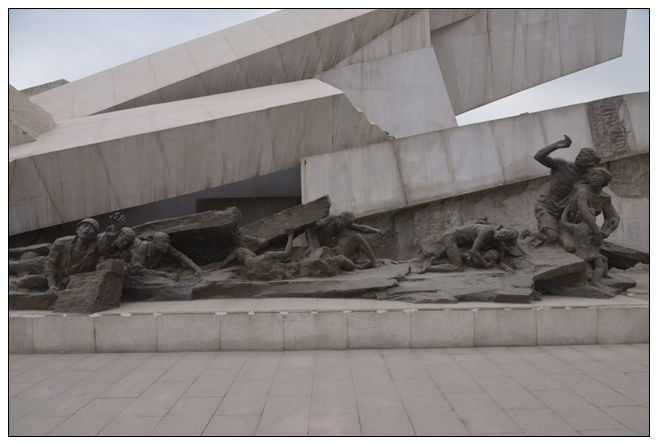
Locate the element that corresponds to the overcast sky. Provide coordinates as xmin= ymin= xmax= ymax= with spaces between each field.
xmin=8 ymin=9 xmax=648 ymax=125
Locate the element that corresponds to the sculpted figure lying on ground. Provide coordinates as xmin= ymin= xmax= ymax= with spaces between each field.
xmin=414 ymin=220 xmax=522 ymax=273
xmin=305 ymin=211 xmax=383 ymax=269
xmin=128 ymin=231 xmax=203 ymax=280
xmin=534 ymin=135 xmax=602 ymax=244
xmin=559 ymin=167 xmax=620 ymax=286
xmin=218 ymin=230 xmax=359 ymax=281
xmin=45 ymin=213 xmax=126 ymax=291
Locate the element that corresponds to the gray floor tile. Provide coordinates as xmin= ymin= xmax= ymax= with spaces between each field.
xmin=530 ymin=389 xmax=626 ymax=432
xmin=255 ymin=395 xmax=311 ymax=436
xmin=505 ymin=408 xmax=579 ymax=436
xmin=443 ymin=391 xmax=522 ymax=435
xmin=150 ymin=397 xmax=222 ymax=436
xmin=48 ymin=398 xmax=133 ymax=436
xmin=9 ymin=415 xmax=67 ymax=436
xmin=600 ymin=406 xmax=649 ymax=435
xmin=309 ymin=412 xmax=361 ymax=436
xmin=203 ymin=415 xmax=260 ymax=436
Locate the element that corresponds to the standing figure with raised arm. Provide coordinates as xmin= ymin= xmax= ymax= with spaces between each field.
xmin=533 ymin=135 xmax=602 ymax=244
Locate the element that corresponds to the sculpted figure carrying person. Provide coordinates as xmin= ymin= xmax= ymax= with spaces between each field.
xmin=45 ymin=212 xmax=126 ymax=291
xmin=534 ymin=135 xmax=602 ymax=243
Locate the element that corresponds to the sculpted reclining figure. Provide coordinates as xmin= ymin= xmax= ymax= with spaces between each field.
xmin=305 ymin=211 xmax=383 ymax=269
xmin=218 ymin=229 xmax=359 ymax=281
xmin=128 ymin=231 xmax=203 ymax=280
xmin=415 ymin=221 xmax=522 ymax=273
xmin=533 ymin=135 xmax=602 ymax=244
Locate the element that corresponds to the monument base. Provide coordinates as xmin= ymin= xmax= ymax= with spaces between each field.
xmin=9 ymin=271 xmax=648 ymax=353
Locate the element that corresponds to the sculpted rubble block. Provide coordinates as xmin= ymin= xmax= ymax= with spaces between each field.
xmin=53 ymin=259 xmax=125 ymax=314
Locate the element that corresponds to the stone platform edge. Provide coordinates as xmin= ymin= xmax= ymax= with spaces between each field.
xmin=9 ymin=302 xmax=648 ymax=353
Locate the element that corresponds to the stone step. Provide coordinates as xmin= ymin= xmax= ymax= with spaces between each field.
xmin=9 ymin=294 xmax=648 ymax=353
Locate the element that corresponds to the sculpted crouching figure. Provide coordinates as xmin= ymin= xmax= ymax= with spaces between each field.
xmin=534 ymin=135 xmax=602 ymax=243
xmin=45 ymin=213 xmax=126 ymax=291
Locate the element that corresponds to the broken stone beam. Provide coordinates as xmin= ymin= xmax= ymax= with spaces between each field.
xmin=132 ymin=207 xmax=242 ymax=265
xmin=9 ymin=242 xmax=51 ymax=260
xmin=241 ymin=195 xmax=331 ymax=249
xmin=600 ymin=241 xmax=650 ymax=270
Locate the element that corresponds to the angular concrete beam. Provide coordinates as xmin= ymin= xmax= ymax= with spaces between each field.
xmin=428 ymin=9 xmax=479 ymax=30
xmin=432 ymin=9 xmax=626 ymax=114
xmin=301 ymin=93 xmax=648 ymax=217
xmin=9 ymin=85 xmax=55 ymax=147
xmin=317 ymin=47 xmax=458 ymax=138
xmin=29 ymin=9 xmax=419 ymax=121
xmin=9 ymin=79 xmax=388 ymax=235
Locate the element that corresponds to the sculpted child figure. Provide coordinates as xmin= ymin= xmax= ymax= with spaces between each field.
xmin=559 ymin=167 xmax=620 ymax=286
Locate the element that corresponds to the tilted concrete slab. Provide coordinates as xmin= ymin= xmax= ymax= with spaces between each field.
xmin=9 ymin=79 xmax=388 ymax=235
xmin=301 ymin=93 xmax=648 ymax=217
xmin=9 ymin=85 xmax=55 ymax=147
xmin=29 ymin=9 xmax=420 ymax=121
xmin=317 ymin=47 xmax=457 ymax=138
xmin=431 ymin=9 xmax=626 ymax=114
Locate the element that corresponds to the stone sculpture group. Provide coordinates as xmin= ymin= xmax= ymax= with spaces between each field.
xmin=8 ymin=136 xmax=644 ymax=312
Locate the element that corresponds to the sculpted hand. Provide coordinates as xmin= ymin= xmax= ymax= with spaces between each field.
xmin=555 ymin=134 xmax=572 ymax=149
xmin=109 ymin=212 xmax=127 ymax=228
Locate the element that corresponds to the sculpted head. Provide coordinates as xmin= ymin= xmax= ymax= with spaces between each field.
xmin=574 ymin=147 xmax=602 ymax=168
xmin=494 ymin=227 xmax=519 ymax=246
xmin=233 ymin=247 xmax=255 ymax=263
xmin=115 ymin=227 xmax=136 ymax=250
xmin=339 ymin=211 xmax=355 ymax=227
xmin=152 ymin=232 xmax=170 ymax=251
xmin=588 ymin=167 xmax=613 ymax=189
xmin=76 ymin=218 xmax=99 ymax=241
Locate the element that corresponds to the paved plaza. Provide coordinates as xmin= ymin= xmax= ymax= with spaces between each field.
xmin=9 ymin=344 xmax=648 ymax=436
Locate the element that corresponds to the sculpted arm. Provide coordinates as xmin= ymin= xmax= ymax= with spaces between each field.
xmin=469 ymin=227 xmax=494 ymax=268
xmin=265 ymin=230 xmax=295 ymax=261
xmin=601 ymin=196 xmax=620 ymax=238
xmin=167 ymin=246 xmax=203 ymax=275
xmin=44 ymin=243 xmax=60 ymax=290
xmin=349 ymin=222 xmax=383 ymax=237
xmin=534 ymin=135 xmax=572 ymax=169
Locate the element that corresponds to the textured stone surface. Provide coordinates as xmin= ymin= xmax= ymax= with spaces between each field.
xmin=241 ymin=195 xmax=331 ymax=249
xmin=53 ymin=260 xmax=125 ymax=314
xmin=410 ymin=309 xmax=473 ymax=348
xmin=9 ymin=316 xmax=34 ymax=353
xmin=32 ymin=315 xmax=95 ymax=353
xmin=536 ymin=308 xmax=598 ymax=345
xmin=192 ymin=263 xmax=408 ymax=300
xmin=94 ymin=314 xmax=157 ymax=352
xmin=156 ymin=313 xmax=220 ymax=352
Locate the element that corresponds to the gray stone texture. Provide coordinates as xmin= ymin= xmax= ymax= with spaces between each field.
xmin=94 ymin=314 xmax=157 ymax=352
xmin=32 ymin=315 xmax=95 ymax=353
xmin=156 ymin=313 xmax=220 ymax=352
